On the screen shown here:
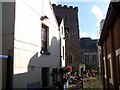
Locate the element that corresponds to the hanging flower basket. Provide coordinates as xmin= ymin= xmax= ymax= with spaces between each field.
xmin=67 ymin=66 xmax=72 ymax=72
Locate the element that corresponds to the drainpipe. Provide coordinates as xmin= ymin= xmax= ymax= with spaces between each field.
xmin=97 ymin=43 xmax=101 ymax=76
xmin=101 ymin=45 xmax=105 ymax=90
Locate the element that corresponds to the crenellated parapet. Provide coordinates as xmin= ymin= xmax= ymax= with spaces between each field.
xmin=52 ymin=4 xmax=78 ymax=12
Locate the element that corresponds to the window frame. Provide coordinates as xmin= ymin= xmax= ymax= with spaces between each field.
xmin=103 ymin=57 xmax=107 ymax=79
xmin=40 ymin=23 xmax=50 ymax=55
xmin=118 ymin=55 xmax=120 ymax=85
xmin=63 ymin=46 xmax=64 ymax=60
xmin=108 ymin=54 xmax=113 ymax=84
xmin=92 ymin=54 xmax=94 ymax=63
xmin=116 ymin=48 xmax=120 ymax=85
xmin=85 ymin=54 xmax=87 ymax=63
xmin=87 ymin=54 xmax=89 ymax=62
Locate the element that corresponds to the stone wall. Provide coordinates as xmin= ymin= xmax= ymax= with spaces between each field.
xmin=52 ymin=4 xmax=81 ymax=66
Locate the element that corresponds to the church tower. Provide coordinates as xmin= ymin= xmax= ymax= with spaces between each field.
xmin=52 ymin=4 xmax=81 ymax=66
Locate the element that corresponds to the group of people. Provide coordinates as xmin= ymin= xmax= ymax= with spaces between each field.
xmin=63 ymin=74 xmax=69 ymax=89
xmin=63 ymin=69 xmax=96 ymax=89
xmin=63 ymin=72 xmax=83 ymax=89
xmin=86 ymin=69 xmax=95 ymax=77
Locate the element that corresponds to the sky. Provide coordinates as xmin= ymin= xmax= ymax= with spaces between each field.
xmin=51 ymin=0 xmax=110 ymax=39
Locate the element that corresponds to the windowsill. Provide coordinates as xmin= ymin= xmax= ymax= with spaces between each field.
xmin=40 ymin=50 xmax=50 ymax=55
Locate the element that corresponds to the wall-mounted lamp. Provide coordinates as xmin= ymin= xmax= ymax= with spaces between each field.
xmin=40 ymin=15 xmax=48 ymax=21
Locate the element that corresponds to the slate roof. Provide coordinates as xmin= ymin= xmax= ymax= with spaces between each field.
xmin=80 ymin=38 xmax=98 ymax=49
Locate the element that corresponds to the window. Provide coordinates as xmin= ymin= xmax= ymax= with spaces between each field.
xmin=70 ymin=55 xmax=72 ymax=63
xmin=67 ymin=53 xmax=73 ymax=64
xmin=87 ymin=54 xmax=89 ymax=62
xmin=40 ymin=24 xmax=50 ymax=55
xmin=66 ymin=55 xmax=68 ymax=63
xmin=61 ymin=26 xmax=63 ymax=35
xmin=95 ymin=55 xmax=97 ymax=62
xmin=69 ymin=53 xmax=71 ymax=63
xmin=118 ymin=55 xmax=120 ymax=84
xmin=109 ymin=58 xmax=113 ymax=84
xmin=85 ymin=54 xmax=89 ymax=63
xmin=116 ymin=49 xmax=120 ymax=85
xmin=92 ymin=55 xmax=94 ymax=63
xmin=93 ymin=54 xmax=97 ymax=63
xmin=63 ymin=46 xmax=64 ymax=60
xmin=85 ymin=55 xmax=87 ymax=63
xmin=108 ymin=59 xmax=111 ymax=79
xmin=41 ymin=24 xmax=48 ymax=51
xmin=65 ymin=14 xmax=67 ymax=22
xmin=104 ymin=57 xmax=107 ymax=78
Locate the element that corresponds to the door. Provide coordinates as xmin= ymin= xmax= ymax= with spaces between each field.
xmin=52 ymin=68 xmax=58 ymax=85
xmin=42 ymin=67 xmax=49 ymax=87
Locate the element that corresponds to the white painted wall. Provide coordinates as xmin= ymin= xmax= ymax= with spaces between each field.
xmin=60 ymin=20 xmax=65 ymax=67
xmin=13 ymin=0 xmax=60 ymax=88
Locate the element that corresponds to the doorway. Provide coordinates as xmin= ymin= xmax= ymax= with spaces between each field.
xmin=42 ymin=67 xmax=49 ymax=87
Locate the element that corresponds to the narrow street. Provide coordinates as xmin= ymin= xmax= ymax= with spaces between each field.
xmin=68 ymin=76 xmax=103 ymax=89
xmin=1 ymin=0 xmax=120 ymax=89
xmin=83 ymin=76 xmax=103 ymax=89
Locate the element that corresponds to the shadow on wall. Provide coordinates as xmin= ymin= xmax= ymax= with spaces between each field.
xmin=13 ymin=36 xmax=61 ymax=88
